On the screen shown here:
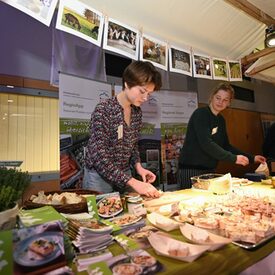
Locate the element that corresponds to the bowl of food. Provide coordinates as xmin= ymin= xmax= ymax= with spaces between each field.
xmin=191 ymin=174 xmax=223 ymax=190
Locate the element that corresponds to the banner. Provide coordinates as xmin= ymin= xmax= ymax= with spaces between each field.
xmin=59 ymin=73 xmax=112 ymax=189
xmin=159 ymin=91 xmax=197 ymax=190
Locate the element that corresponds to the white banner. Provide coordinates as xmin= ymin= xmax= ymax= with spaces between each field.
xmin=160 ymin=90 xmax=198 ymax=123
xmin=59 ymin=73 xmax=112 ymax=119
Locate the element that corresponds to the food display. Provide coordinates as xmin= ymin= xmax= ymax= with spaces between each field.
xmin=192 ymin=173 xmax=232 ymax=194
xmin=109 ymin=214 xmax=142 ymax=226
xmin=97 ymin=195 xmax=123 ymax=218
xmin=180 ymin=223 xmax=232 ymax=251
xmin=147 ymin=232 xmax=210 ymax=262
xmin=131 ymin=255 xmax=156 ymax=267
xmin=29 ymin=191 xmax=85 ymax=205
xmin=191 ymin=173 xmax=223 ymax=190
xmin=171 ymin=195 xmax=275 ymax=248
xmin=112 ymin=263 xmax=142 ymax=275
xmin=147 ymin=212 xmax=179 ymax=231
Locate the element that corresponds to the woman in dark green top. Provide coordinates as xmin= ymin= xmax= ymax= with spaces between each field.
xmin=178 ymin=83 xmax=266 ymax=189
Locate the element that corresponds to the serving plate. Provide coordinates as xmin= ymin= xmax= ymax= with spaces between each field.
xmin=97 ymin=195 xmax=123 ymax=218
xmin=109 ymin=214 xmax=142 ymax=227
xmin=147 ymin=212 xmax=179 ymax=232
xmin=232 ymin=233 xmax=275 ymax=250
xmin=148 ymin=232 xmax=209 ymax=262
xmin=179 ymin=223 xmax=231 ymax=251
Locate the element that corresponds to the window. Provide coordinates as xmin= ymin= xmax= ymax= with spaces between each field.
xmin=0 ymin=93 xmax=59 ymax=172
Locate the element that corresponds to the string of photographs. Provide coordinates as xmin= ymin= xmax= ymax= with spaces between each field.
xmin=4 ymin=0 xmax=242 ymax=82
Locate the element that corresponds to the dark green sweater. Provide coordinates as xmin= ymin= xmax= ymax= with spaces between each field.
xmin=179 ymin=106 xmax=254 ymax=169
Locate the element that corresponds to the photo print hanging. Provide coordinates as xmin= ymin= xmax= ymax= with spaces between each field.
xmin=103 ymin=18 xmax=140 ymax=60
xmin=56 ymin=0 xmax=104 ymax=47
xmin=192 ymin=52 xmax=212 ymax=79
xmin=140 ymin=34 xmax=168 ymax=71
xmin=169 ymin=45 xmax=192 ymax=76
xmin=212 ymin=57 xmax=229 ymax=81
xmin=2 ymin=0 xmax=58 ymax=26
xmin=228 ymin=60 xmax=243 ymax=81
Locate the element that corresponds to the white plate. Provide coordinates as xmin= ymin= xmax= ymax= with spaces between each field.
xmin=109 ymin=214 xmax=142 ymax=227
xmin=97 ymin=195 xmax=123 ymax=218
xmin=147 ymin=212 xmax=179 ymax=232
xmin=179 ymin=223 xmax=231 ymax=251
xmin=148 ymin=232 xmax=210 ymax=262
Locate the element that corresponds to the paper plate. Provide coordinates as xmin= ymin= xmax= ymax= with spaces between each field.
xmin=148 ymin=232 xmax=209 ymax=262
xmin=109 ymin=214 xmax=142 ymax=227
xmin=179 ymin=223 xmax=231 ymax=251
xmin=147 ymin=212 xmax=179 ymax=232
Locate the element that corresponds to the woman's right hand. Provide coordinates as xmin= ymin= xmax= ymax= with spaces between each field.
xmin=236 ymin=155 xmax=249 ymax=166
xmin=127 ymin=178 xmax=160 ymax=198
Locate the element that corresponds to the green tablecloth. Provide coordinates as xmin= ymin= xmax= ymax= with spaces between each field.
xmin=78 ymin=183 xmax=275 ymax=274
xmin=107 ymin=228 xmax=274 ymax=275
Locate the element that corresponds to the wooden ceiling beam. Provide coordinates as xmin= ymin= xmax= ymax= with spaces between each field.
xmin=225 ymin=0 xmax=275 ymax=26
xmin=241 ymin=47 xmax=275 ymax=65
xmin=245 ymin=59 xmax=275 ymax=75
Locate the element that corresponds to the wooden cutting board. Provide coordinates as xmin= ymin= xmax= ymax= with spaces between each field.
xmin=143 ymin=191 xmax=192 ymax=209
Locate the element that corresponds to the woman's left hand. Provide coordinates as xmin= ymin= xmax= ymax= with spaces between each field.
xmin=254 ymin=155 xmax=266 ymax=163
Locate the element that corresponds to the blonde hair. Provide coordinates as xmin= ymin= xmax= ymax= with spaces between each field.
xmin=209 ymin=83 xmax=234 ymax=103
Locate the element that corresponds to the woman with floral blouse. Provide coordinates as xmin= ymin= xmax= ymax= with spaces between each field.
xmin=83 ymin=61 xmax=162 ymax=198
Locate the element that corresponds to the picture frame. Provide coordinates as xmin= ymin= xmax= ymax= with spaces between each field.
xmin=212 ymin=57 xmax=229 ymax=81
xmin=56 ymin=0 xmax=104 ymax=47
xmin=103 ymin=18 xmax=139 ymax=60
xmin=140 ymin=34 xmax=168 ymax=71
xmin=169 ymin=45 xmax=192 ymax=76
xmin=192 ymin=52 xmax=212 ymax=79
xmin=228 ymin=60 xmax=243 ymax=81
xmin=3 ymin=0 xmax=58 ymax=26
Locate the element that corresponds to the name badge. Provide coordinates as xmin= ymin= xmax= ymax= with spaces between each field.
xmin=211 ymin=127 xmax=218 ymax=135
xmin=117 ymin=124 xmax=123 ymax=139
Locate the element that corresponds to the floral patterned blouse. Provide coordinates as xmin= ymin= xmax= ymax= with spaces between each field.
xmin=85 ymin=97 xmax=142 ymax=192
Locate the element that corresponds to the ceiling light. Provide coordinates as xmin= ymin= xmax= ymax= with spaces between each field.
xmin=265 ymin=24 xmax=275 ymax=48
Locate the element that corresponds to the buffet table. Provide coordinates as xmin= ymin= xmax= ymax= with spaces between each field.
xmin=20 ymin=182 xmax=275 ymax=275
xmin=136 ymin=183 xmax=275 ymax=275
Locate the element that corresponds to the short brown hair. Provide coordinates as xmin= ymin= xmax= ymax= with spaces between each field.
xmin=209 ymin=83 xmax=235 ymax=103
xmin=122 ymin=61 xmax=162 ymax=91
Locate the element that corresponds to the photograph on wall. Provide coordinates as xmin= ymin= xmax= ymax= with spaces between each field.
xmin=103 ymin=18 xmax=139 ymax=60
xmin=229 ymin=60 xmax=243 ymax=81
xmin=169 ymin=45 xmax=192 ymax=76
xmin=192 ymin=52 xmax=212 ymax=79
xmin=212 ymin=58 xmax=229 ymax=81
xmin=3 ymin=0 xmax=58 ymax=26
xmin=140 ymin=34 xmax=168 ymax=71
xmin=56 ymin=0 xmax=104 ymax=47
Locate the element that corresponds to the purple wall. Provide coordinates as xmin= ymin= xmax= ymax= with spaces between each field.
xmin=0 ymin=2 xmax=52 ymax=81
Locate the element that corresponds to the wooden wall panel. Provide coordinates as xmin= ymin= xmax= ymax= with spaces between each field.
xmin=216 ymin=108 xmax=263 ymax=177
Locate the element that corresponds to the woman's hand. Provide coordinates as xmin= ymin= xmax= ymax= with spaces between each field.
xmin=135 ymin=163 xmax=156 ymax=183
xmin=254 ymin=155 xmax=266 ymax=164
xmin=127 ymin=178 xmax=160 ymax=198
xmin=236 ymin=155 xmax=249 ymax=166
